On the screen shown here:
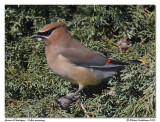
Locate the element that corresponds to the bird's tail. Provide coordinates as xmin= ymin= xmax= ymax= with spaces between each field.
xmin=126 ymin=59 xmax=145 ymax=64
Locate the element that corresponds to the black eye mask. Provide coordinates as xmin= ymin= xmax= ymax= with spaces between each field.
xmin=37 ymin=27 xmax=58 ymax=37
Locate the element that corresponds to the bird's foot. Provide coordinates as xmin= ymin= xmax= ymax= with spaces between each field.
xmin=57 ymin=93 xmax=79 ymax=109
xmin=65 ymin=93 xmax=79 ymax=101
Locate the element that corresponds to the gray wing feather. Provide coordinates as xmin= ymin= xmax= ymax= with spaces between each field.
xmin=60 ymin=48 xmax=129 ymax=69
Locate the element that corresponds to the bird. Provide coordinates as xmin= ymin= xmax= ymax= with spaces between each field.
xmin=32 ymin=22 xmax=143 ymax=100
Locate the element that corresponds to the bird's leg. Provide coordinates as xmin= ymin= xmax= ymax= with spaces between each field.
xmin=65 ymin=84 xmax=85 ymax=100
xmin=75 ymin=84 xmax=85 ymax=95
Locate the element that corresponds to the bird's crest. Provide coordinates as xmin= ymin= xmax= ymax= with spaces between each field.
xmin=39 ymin=22 xmax=66 ymax=32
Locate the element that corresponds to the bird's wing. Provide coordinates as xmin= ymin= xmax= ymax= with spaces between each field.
xmin=60 ymin=48 xmax=129 ymax=68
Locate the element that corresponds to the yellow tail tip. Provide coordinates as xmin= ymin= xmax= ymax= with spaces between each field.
xmin=137 ymin=59 xmax=146 ymax=63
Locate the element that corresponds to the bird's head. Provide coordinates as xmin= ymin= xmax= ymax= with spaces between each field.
xmin=32 ymin=22 xmax=66 ymax=42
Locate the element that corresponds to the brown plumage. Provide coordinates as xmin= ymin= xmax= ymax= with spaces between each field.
xmin=32 ymin=22 xmax=143 ymax=99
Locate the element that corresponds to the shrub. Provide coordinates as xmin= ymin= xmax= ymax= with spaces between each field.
xmin=5 ymin=5 xmax=155 ymax=117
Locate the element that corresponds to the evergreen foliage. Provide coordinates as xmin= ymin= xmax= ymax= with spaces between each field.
xmin=5 ymin=5 xmax=155 ymax=117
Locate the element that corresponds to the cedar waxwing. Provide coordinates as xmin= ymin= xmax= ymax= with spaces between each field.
xmin=32 ymin=22 xmax=143 ymax=99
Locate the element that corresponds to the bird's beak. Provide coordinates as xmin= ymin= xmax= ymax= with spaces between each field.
xmin=32 ymin=34 xmax=47 ymax=41
xmin=32 ymin=33 xmax=47 ymax=38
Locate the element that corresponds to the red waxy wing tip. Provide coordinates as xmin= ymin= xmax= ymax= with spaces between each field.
xmin=105 ymin=59 xmax=111 ymax=64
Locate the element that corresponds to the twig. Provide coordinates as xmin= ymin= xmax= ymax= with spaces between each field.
xmin=145 ymin=98 xmax=150 ymax=117
xmin=94 ymin=5 xmax=96 ymax=12
xmin=79 ymin=100 xmax=90 ymax=118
